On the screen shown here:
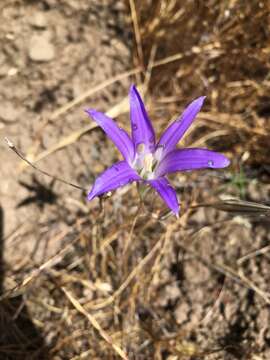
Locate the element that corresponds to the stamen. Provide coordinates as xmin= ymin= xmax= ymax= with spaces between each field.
xmin=143 ymin=153 xmax=154 ymax=173
xmin=155 ymin=145 xmax=164 ymax=162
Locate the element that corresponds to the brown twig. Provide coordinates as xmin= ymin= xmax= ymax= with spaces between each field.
xmin=5 ymin=137 xmax=87 ymax=192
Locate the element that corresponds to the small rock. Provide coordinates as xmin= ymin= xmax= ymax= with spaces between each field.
xmin=5 ymin=33 xmax=15 ymax=40
xmin=111 ymin=39 xmax=130 ymax=57
xmin=8 ymin=67 xmax=18 ymax=76
xmin=29 ymin=12 xmax=47 ymax=29
xmin=1 ymin=101 xmax=18 ymax=123
xmin=190 ymin=206 xmax=207 ymax=224
xmin=114 ymin=2 xmax=126 ymax=11
xmin=174 ymin=302 xmax=190 ymax=324
xmin=28 ymin=34 xmax=55 ymax=62
xmin=157 ymin=283 xmax=181 ymax=307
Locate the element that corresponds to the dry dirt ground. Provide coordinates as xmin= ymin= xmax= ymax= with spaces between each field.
xmin=0 ymin=1 xmax=270 ymax=359
xmin=1 ymin=0 xmax=131 ymax=252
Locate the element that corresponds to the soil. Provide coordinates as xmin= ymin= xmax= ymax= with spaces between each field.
xmin=0 ymin=1 xmax=269 ymax=359
xmin=0 ymin=0 xmax=131 ymax=256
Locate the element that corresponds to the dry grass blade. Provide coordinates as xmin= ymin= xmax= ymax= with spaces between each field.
xmin=19 ymin=87 xmax=142 ymax=171
xmin=201 ymin=280 xmax=226 ymax=326
xmin=129 ymin=0 xmax=144 ymax=69
xmin=178 ymin=239 xmax=270 ymax=305
xmin=189 ymin=130 xmax=229 ymax=148
xmin=0 ymin=230 xmax=75 ymax=301
xmin=148 ymin=221 xmax=177 ymax=293
xmin=70 ymin=350 xmax=92 ymax=360
xmin=237 ymin=244 xmax=270 ymax=264
xmin=49 ymin=67 xmax=141 ymax=122
xmin=18 ymin=67 xmax=141 ymax=170
xmin=206 ymin=199 xmax=270 ymax=216
xmin=19 ymin=123 xmax=97 ymax=171
xmin=62 ymin=287 xmax=129 ymax=360
xmin=87 ymin=236 xmax=163 ymax=310
xmin=237 ymin=269 xmax=270 ymax=304
xmin=198 ymin=113 xmax=265 ymax=136
xmin=143 ymin=44 xmax=157 ymax=92
xmin=152 ymin=52 xmax=184 ymax=67
xmin=5 ymin=138 xmax=87 ymax=191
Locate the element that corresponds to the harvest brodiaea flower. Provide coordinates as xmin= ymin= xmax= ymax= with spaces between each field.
xmin=86 ymin=85 xmax=230 ymax=215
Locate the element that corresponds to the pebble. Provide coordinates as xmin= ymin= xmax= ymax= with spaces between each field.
xmin=28 ymin=34 xmax=55 ymax=62
xmin=1 ymin=101 xmax=18 ymax=123
xmin=29 ymin=12 xmax=47 ymax=29
xmin=111 ymin=38 xmax=130 ymax=57
xmin=7 ymin=67 xmax=18 ymax=76
xmin=174 ymin=302 xmax=190 ymax=324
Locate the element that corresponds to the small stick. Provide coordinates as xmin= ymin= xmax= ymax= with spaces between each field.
xmin=5 ymin=137 xmax=87 ymax=192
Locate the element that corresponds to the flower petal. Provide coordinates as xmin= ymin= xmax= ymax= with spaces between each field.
xmin=88 ymin=161 xmax=141 ymax=200
xmin=156 ymin=148 xmax=230 ymax=177
xmin=148 ymin=177 xmax=179 ymax=215
xmin=157 ymin=96 xmax=206 ymax=159
xmin=86 ymin=109 xmax=135 ymax=163
xmin=129 ymin=85 xmax=155 ymax=153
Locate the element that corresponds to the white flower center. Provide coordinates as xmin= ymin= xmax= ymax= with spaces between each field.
xmin=132 ymin=144 xmax=164 ymax=180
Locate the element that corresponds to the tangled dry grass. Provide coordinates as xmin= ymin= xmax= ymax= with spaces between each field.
xmin=1 ymin=1 xmax=270 ymax=359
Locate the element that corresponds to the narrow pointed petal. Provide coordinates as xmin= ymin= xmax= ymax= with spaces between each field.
xmin=88 ymin=161 xmax=141 ymax=200
xmin=148 ymin=177 xmax=179 ymax=215
xmin=86 ymin=109 xmax=135 ymax=163
xmin=157 ymin=96 xmax=206 ymax=159
xmin=129 ymin=85 xmax=155 ymax=152
xmin=156 ymin=148 xmax=230 ymax=177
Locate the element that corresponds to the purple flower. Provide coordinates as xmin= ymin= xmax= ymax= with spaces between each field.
xmin=86 ymin=85 xmax=230 ymax=215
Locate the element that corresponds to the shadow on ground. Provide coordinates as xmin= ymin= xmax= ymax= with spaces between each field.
xmin=0 ymin=205 xmax=49 ymax=360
